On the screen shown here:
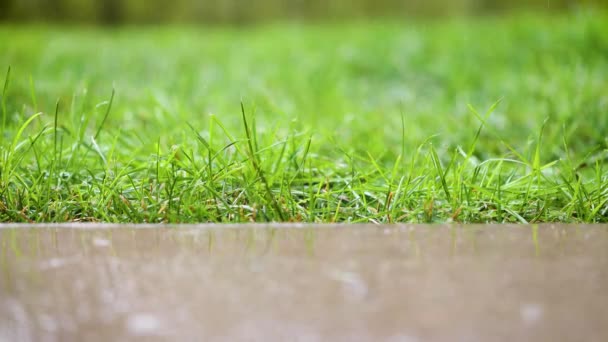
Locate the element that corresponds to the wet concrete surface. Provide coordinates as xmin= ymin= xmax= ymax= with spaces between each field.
xmin=0 ymin=224 xmax=607 ymax=341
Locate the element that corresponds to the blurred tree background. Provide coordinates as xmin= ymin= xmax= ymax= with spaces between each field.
xmin=0 ymin=0 xmax=604 ymax=24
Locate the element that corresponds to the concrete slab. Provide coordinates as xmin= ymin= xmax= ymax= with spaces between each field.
xmin=1 ymin=224 xmax=607 ymax=341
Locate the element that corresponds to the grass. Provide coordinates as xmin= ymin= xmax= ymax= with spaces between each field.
xmin=0 ymin=10 xmax=607 ymax=224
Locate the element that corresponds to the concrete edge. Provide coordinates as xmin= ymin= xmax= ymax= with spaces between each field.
xmin=0 ymin=222 xmax=606 ymax=230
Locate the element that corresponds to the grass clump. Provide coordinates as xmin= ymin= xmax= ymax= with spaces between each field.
xmin=0 ymin=11 xmax=607 ymax=223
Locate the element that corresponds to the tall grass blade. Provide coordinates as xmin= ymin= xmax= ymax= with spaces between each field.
xmin=241 ymin=102 xmax=285 ymax=221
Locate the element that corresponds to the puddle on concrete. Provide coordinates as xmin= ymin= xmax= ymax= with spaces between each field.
xmin=0 ymin=224 xmax=607 ymax=341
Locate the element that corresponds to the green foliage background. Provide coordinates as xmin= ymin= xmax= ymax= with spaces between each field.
xmin=1 ymin=0 xmax=606 ymax=24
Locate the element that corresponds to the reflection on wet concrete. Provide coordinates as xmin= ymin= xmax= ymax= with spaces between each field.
xmin=0 ymin=224 xmax=607 ymax=341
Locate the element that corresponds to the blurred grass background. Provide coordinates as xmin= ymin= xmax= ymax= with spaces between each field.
xmin=1 ymin=0 xmax=605 ymax=24
xmin=1 ymin=1 xmax=607 ymax=223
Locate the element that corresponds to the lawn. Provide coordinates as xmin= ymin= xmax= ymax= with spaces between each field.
xmin=0 ymin=10 xmax=607 ymax=223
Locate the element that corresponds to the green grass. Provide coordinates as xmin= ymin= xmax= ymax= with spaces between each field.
xmin=0 ymin=11 xmax=607 ymax=223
